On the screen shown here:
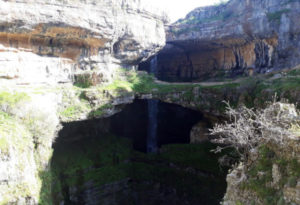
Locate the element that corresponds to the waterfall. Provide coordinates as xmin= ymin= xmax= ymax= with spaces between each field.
xmin=149 ymin=54 xmax=158 ymax=75
xmin=147 ymin=56 xmax=158 ymax=153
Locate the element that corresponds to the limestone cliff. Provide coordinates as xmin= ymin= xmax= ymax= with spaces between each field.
xmin=0 ymin=0 xmax=166 ymax=204
xmin=147 ymin=0 xmax=300 ymax=81
xmin=223 ymin=136 xmax=300 ymax=205
xmin=217 ymin=102 xmax=300 ymax=205
xmin=0 ymin=0 xmax=166 ymax=85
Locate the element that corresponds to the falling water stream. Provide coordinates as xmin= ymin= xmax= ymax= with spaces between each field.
xmin=147 ymin=56 xmax=158 ymax=153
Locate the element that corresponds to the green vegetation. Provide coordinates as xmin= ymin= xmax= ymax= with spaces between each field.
xmin=172 ymin=3 xmax=235 ymax=36
xmin=38 ymin=170 xmax=53 ymax=205
xmin=60 ymin=106 xmax=80 ymax=118
xmin=60 ymin=102 xmax=90 ymax=119
xmin=0 ymin=91 xmax=30 ymax=106
xmin=0 ymin=111 xmax=38 ymax=205
xmin=0 ymin=91 xmax=30 ymax=114
xmin=51 ymin=133 xmax=229 ymax=203
xmin=157 ymin=142 xmax=232 ymax=174
xmin=242 ymin=145 xmax=300 ymax=205
xmin=69 ymin=67 xmax=300 ymax=116
xmin=74 ymin=73 xmax=94 ymax=88
xmin=236 ymin=201 xmax=243 ymax=205
xmin=59 ymin=88 xmax=91 ymax=120
xmin=177 ymin=11 xmax=233 ymax=26
xmin=1 ymin=67 xmax=299 ymax=203
xmin=0 ymin=111 xmax=32 ymax=154
xmin=287 ymin=67 xmax=300 ymax=76
xmin=89 ymin=104 xmax=113 ymax=118
xmin=128 ymin=72 xmax=196 ymax=93
xmin=51 ymin=134 xmax=132 ymax=202
xmin=0 ymin=111 xmax=13 ymax=154
xmin=267 ymin=9 xmax=290 ymax=22
xmin=0 ymin=90 xmax=58 ymax=204
xmin=269 ymin=76 xmax=300 ymax=91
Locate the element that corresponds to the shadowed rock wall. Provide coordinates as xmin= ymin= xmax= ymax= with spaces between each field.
xmin=140 ymin=0 xmax=300 ymax=82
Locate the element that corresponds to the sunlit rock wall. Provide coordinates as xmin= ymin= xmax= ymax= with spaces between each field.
xmin=0 ymin=0 xmax=166 ymax=85
xmin=148 ymin=0 xmax=300 ymax=81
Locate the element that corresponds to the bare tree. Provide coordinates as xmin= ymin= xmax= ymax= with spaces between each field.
xmin=210 ymin=100 xmax=299 ymax=161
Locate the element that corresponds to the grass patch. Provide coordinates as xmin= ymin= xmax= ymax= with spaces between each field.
xmin=270 ymin=76 xmax=300 ymax=91
xmin=104 ymin=80 xmax=133 ymax=92
xmin=60 ymin=106 xmax=79 ymax=118
xmin=0 ymin=91 xmax=30 ymax=113
xmin=89 ymin=104 xmax=113 ymax=118
xmin=287 ymin=67 xmax=300 ymax=76
xmin=60 ymin=102 xmax=90 ymax=119
xmin=0 ymin=91 xmax=30 ymax=106
xmin=98 ymin=71 xmax=199 ymax=95
xmin=59 ymin=90 xmax=91 ymax=120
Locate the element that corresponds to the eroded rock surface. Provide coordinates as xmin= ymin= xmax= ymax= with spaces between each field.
xmin=222 ymin=103 xmax=300 ymax=205
xmin=0 ymin=1 xmax=166 ymax=203
xmin=142 ymin=0 xmax=300 ymax=81
xmin=0 ymin=0 xmax=166 ymax=85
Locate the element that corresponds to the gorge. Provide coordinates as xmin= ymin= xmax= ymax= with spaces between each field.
xmin=51 ymin=100 xmax=228 ymax=205
xmin=0 ymin=0 xmax=300 ymax=205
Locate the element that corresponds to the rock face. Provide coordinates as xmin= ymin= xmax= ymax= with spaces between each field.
xmin=141 ymin=0 xmax=300 ymax=81
xmin=222 ymin=103 xmax=300 ymax=205
xmin=0 ymin=0 xmax=166 ymax=84
xmin=0 ymin=1 xmax=166 ymax=204
xmin=0 ymin=91 xmax=60 ymax=204
xmin=190 ymin=122 xmax=210 ymax=143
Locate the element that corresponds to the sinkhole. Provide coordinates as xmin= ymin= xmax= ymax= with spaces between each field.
xmin=51 ymin=100 xmax=230 ymax=205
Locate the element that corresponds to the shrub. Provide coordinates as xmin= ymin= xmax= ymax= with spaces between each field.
xmin=210 ymin=101 xmax=300 ymax=161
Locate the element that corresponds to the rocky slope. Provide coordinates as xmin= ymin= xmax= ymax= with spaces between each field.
xmin=222 ymin=103 xmax=300 ymax=205
xmin=146 ymin=0 xmax=300 ymax=81
xmin=0 ymin=0 xmax=166 ymax=85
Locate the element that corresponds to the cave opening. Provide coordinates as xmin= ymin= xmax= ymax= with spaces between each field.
xmin=51 ymin=100 xmax=230 ymax=205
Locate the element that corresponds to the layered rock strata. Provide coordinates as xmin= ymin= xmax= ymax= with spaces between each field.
xmin=0 ymin=0 xmax=166 ymax=203
xmin=0 ymin=0 xmax=166 ymax=85
xmin=142 ymin=0 xmax=300 ymax=81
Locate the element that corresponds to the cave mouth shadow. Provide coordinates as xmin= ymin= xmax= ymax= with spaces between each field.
xmin=50 ymin=100 xmax=229 ymax=205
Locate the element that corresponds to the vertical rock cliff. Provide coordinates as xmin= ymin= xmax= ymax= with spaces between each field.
xmin=145 ymin=0 xmax=300 ymax=81
xmin=0 ymin=0 xmax=166 ymax=85
xmin=0 ymin=0 xmax=166 ymax=204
